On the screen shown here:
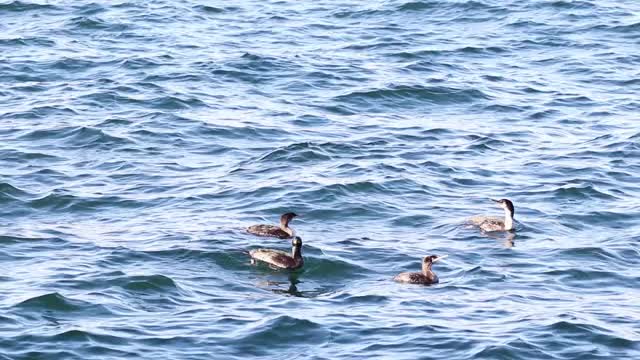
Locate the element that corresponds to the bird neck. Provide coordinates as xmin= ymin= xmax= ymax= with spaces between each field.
xmin=503 ymin=208 xmax=514 ymax=230
xmin=280 ymin=221 xmax=293 ymax=235
xmin=422 ymin=261 xmax=433 ymax=275
xmin=291 ymin=244 xmax=302 ymax=260
xmin=284 ymin=227 xmax=296 ymax=237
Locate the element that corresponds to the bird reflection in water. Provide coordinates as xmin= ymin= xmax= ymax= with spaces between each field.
xmin=269 ymin=275 xmax=304 ymax=297
xmin=257 ymin=274 xmax=325 ymax=298
xmin=485 ymin=231 xmax=516 ymax=248
xmin=255 ymin=274 xmax=303 ymax=297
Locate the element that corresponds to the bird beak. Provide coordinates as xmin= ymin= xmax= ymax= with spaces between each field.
xmin=432 ymin=255 xmax=448 ymax=263
xmin=490 ymin=198 xmax=499 ymax=203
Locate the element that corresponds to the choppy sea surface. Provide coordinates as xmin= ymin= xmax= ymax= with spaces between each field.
xmin=1 ymin=0 xmax=639 ymax=358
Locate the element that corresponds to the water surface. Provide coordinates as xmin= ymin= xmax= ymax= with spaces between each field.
xmin=1 ymin=0 xmax=639 ymax=359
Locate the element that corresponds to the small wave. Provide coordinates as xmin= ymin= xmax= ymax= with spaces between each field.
xmin=0 ymin=1 xmax=57 ymax=12
xmin=507 ymin=20 xmax=547 ymax=28
xmin=0 ymin=182 xmax=31 ymax=201
xmin=141 ymin=74 xmax=204 ymax=86
xmin=254 ymin=142 xmax=333 ymax=163
xmin=332 ymin=8 xmax=389 ymax=19
xmin=465 ymin=136 xmax=512 ymax=152
xmin=515 ymin=38 xmax=573 ymax=49
xmin=98 ymin=247 xmax=250 ymax=274
xmin=229 ymin=52 xmax=301 ymax=75
xmin=193 ymin=5 xmax=225 ymax=14
xmin=527 ymin=109 xmax=560 ymax=119
xmin=211 ymin=52 xmax=297 ymax=82
xmin=470 ymin=338 xmax=552 ymax=359
xmin=483 ymin=104 xmax=526 ymax=113
xmin=391 ymin=214 xmax=433 ymax=227
xmin=74 ymin=2 xmax=106 ymax=15
xmin=290 ymin=113 xmax=332 ymax=127
xmin=533 ymin=319 xmax=638 ymax=350
xmin=326 ymin=178 xmax=423 ymax=196
xmin=461 ymin=266 xmax=508 ymax=284
xmin=119 ymin=55 xmax=174 ymax=69
xmin=15 ymin=293 xmax=111 ymax=315
xmin=96 ymin=118 xmax=133 ymax=127
xmin=49 ymin=329 xmax=120 ymax=343
xmin=79 ymin=90 xmax=146 ymax=107
xmin=562 ymin=210 xmax=638 ymax=230
xmin=67 ymin=16 xmax=132 ymax=31
xmin=554 ymin=247 xmax=621 ymax=262
xmin=302 ymin=257 xmax=370 ymax=280
xmin=0 ymin=37 xmax=55 ymax=47
xmin=541 ymin=0 xmax=597 ymax=10
xmin=602 ymin=141 xmax=640 ymax=152
xmin=120 ymin=274 xmax=181 ymax=293
xmin=397 ymin=1 xmax=437 ymax=11
xmin=548 ymin=95 xmax=594 ymax=107
xmin=608 ymin=22 xmax=640 ymax=33
xmin=335 ymin=293 xmax=389 ymax=305
xmin=334 ymin=0 xmax=498 ymax=18
xmin=544 ymin=267 xmax=639 ymax=287
xmin=418 ymin=160 xmax=458 ymax=174
xmin=230 ymin=315 xmax=328 ymax=347
xmin=29 ymin=191 xmax=147 ymax=212
xmin=209 ymin=68 xmax=271 ymax=84
xmin=343 ymin=40 xmax=412 ymax=51
xmin=4 ymin=330 xmax=138 ymax=357
xmin=0 ymin=105 xmax=77 ymax=120
xmin=300 ymin=203 xmax=400 ymax=220
xmin=19 ymin=126 xmax=133 ymax=149
xmin=0 ymin=235 xmax=68 ymax=247
xmin=7 ymin=83 xmax=48 ymax=93
xmin=541 ymin=183 xmax=618 ymax=200
xmin=335 ymin=84 xmax=490 ymax=110
xmin=395 ymin=46 xmax=507 ymax=60
xmin=150 ymin=95 xmax=207 ymax=110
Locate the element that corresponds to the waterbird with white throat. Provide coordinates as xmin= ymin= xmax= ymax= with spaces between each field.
xmin=394 ymin=255 xmax=447 ymax=285
xmin=469 ymin=198 xmax=515 ymax=232
xmin=249 ymin=236 xmax=304 ymax=270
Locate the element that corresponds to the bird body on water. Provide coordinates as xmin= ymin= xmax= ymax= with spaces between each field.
xmin=469 ymin=199 xmax=515 ymax=232
xmin=247 ymin=212 xmax=298 ymax=239
xmin=249 ymin=236 xmax=304 ymax=270
xmin=394 ymin=255 xmax=447 ymax=285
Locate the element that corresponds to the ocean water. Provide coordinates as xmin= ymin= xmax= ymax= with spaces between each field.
xmin=1 ymin=0 xmax=639 ymax=358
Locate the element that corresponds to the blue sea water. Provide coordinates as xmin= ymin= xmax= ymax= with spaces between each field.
xmin=1 ymin=0 xmax=639 ymax=358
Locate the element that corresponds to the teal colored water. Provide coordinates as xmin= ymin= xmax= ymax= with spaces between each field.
xmin=1 ymin=0 xmax=639 ymax=358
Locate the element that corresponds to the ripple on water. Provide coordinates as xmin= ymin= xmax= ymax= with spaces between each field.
xmin=19 ymin=126 xmax=133 ymax=149
xmin=228 ymin=315 xmax=329 ymax=356
xmin=335 ymin=85 xmax=491 ymax=111
xmin=0 ymin=1 xmax=58 ymax=12
xmin=14 ymin=293 xmax=112 ymax=317
xmin=193 ymin=5 xmax=226 ymax=14
xmin=28 ymin=192 xmax=147 ymax=212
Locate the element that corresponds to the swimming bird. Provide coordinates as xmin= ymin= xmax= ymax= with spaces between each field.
xmin=394 ymin=255 xmax=447 ymax=285
xmin=249 ymin=236 xmax=304 ymax=270
xmin=247 ymin=212 xmax=298 ymax=239
xmin=469 ymin=198 xmax=515 ymax=232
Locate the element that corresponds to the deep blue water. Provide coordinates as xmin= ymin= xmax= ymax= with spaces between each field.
xmin=1 ymin=0 xmax=640 ymax=359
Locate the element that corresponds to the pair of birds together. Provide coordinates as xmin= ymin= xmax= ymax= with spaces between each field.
xmin=247 ymin=198 xmax=516 ymax=285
